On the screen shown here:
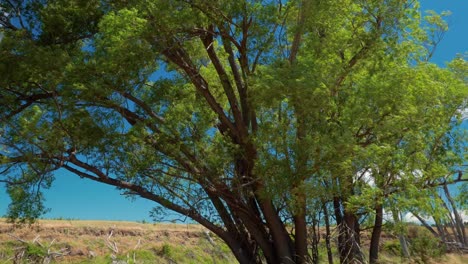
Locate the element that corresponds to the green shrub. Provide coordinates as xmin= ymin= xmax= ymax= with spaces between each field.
xmin=26 ymin=243 xmax=47 ymax=258
xmin=409 ymin=229 xmax=445 ymax=263
xmin=161 ymin=243 xmax=173 ymax=257
xmin=24 ymin=242 xmax=48 ymax=263
xmin=382 ymin=239 xmax=402 ymax=256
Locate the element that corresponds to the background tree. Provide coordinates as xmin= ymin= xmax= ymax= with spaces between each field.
xmin=1 ymin=1 xmax=466 ymax=263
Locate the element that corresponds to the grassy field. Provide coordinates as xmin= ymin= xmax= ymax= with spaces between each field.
xmin=0 ymin=219 xmax=467 ymax=263
xmin=0 ymin=219 xmax=235 ymax=263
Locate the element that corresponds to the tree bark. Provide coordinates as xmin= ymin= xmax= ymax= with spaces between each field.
xmin=323 ymin=201 xmax=334 ymax=264
xmin=294 ymin=209 xmax=308 ymax=264
xmin=443 ymin=184 xmax=467 ymax=246
xmin=223 ymin=235 xmax=258 ymax=264
xmin=310 ymin=215 xmax=320 ymax=264
xmin=335 ymin=198 xmax=363 ymax=264
xmin=369 ymin=204 xmax=383 ymax=264
xmin=412 ymin=212 xmax=439 ymax=237
xmin=259 ymin=200 xmax=295 ymax=263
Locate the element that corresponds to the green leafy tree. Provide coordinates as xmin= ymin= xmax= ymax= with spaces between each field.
xmin=0 ymin=1 xmax=466 ymax=263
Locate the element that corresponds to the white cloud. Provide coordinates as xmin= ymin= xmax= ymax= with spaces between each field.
xmin=458 ymin=108 xmax=468 ymax=120
xmin=403 ymin=212 xmax=435 ymax=225
xmin=401 ymin=210 xmax=468 ymax=225
xmin=355 ymin=169 xmax=375 ymax=187
xmin=382 ymin=208 xmax=394 ymax=222
xmin=457 ymin=210 xmax=468 ymax=222
xmin=354 ymin=169 xmax=424 ymax=188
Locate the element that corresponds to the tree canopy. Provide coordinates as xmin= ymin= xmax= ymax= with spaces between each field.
xmin=1 ymin=1 xmax=467 ymax=263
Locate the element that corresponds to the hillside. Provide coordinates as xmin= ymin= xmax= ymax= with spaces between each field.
xmin=0 ymin=219 xmax=467 ymax=263
xmin=0 ymin=219 xmax=234 ymax=263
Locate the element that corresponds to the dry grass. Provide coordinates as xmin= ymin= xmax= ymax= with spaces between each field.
xmin=377 ymin=253 xmax=468 ymax=264
xmin=432 ymin=254 xmax=468 ymax=264
xmin=0 ymin=218 xmax=207 ymax=249
xmin=0 ymin=218 xmax=232 ymax=263
xmin=0 ymin=219 xmax=467 ymax=263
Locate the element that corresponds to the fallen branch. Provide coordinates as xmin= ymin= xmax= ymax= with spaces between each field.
xmin=8 ymin=234 xmax=27 ymax=244
xmin=106 ymin=229 xmax=119 ymax=254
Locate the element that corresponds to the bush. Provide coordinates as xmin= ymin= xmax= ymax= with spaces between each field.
xmin=161 ymin=243 xmax=173 ymax=257
xmin=382 ymin=239 xmax=402 ymax=256
xmin=409 ymin=228 xmax=445 ymax=263
xmin=25 ymin=242 xmax=48 ymax=263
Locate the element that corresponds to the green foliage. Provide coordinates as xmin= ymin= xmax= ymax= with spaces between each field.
xmin=38 ymin=0 xmax=102 ymax=45
xmin=25 ymin=242 xmax=47 ymax=258
xmin=6 ymin=181 xmax=50 ymax=223
xmin=160 ymin=243 xmax=173 ymax=258
xmin=0 ymin=0 xmax=467 ymax=262
xmin=382 ymin=240 xmax=402 ymax=256
xmin=408 ymin=228 xmax=446 ymax=263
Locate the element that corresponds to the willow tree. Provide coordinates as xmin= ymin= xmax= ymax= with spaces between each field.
xmin=251 ymin=1 xmax=467 ymax=263
xmin=0 ymin=1 xmax=466 ymax=264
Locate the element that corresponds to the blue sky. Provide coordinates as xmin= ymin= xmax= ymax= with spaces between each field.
xmin=421 ymin=1 xmax=468 ymax=64
xmin=1 ymin=1 xmax=467 ymax=222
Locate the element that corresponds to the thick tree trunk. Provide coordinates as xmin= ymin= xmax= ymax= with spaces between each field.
xmin=323 ymin=202 xmax=334 ymax=264
xmin=260 ymin=200 xmax=295 ymax=263
xmin=294 ymin=212 xmax=308 ymax=264
xmin=342 ymin=211 xmax=363 ymax=264
xmin=233 ymin=210 xmax=277 ymax=263
xmin=369 ymin=204 xmax=383 ymax=264
xmin=217 ymin=195 xmax=298 ymax=264
xmin=294 ymin=191 xmax=309 ymax=264
xmin=335 ymin=198 xmax=363 ymax=264
xmin=223 ymin=237 xmax=258 ymax=264
xmin=292 ymin=78 xmax=310 ymax=264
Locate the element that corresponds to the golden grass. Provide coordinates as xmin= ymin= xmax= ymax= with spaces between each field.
xmin=0 ymin=218 xmax=229 ymax=263
xmin=430 ymin=254 xmax=468 ymax=264
xmin=0 ymin=219 xmax=466 ymax=263
xmin=377 ymin=253 xmax=468 ymax=264
xmin=3 ymin=218 xmax=203 ymax=231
